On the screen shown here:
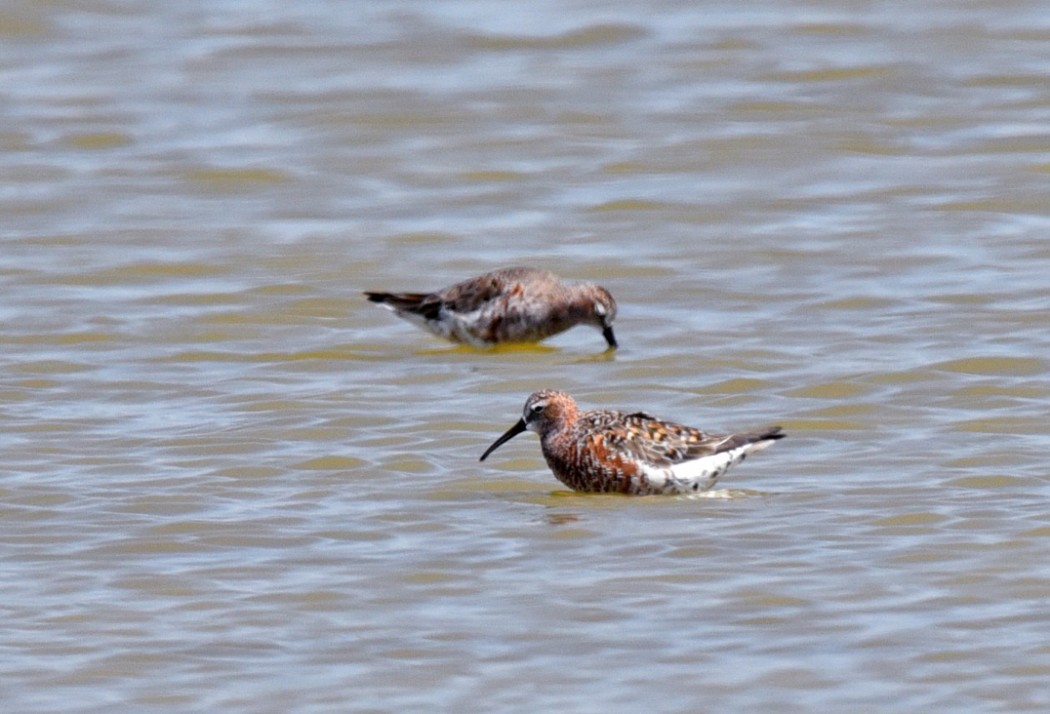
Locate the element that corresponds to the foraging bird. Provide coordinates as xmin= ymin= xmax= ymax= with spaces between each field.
xmin=365 ymin=267 xmax=617 ymax=348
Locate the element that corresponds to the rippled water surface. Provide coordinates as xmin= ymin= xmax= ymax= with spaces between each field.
xmin=4 ymin=1 xmax=1050 ymax=711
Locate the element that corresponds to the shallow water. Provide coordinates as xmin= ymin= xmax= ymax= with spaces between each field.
xmin=3 ymin=1 xmax=1050 ymax=711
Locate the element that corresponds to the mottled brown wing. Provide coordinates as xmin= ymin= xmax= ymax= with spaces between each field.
xmin=588 ymin=410 xmax=725 ymax=468
xmin=440 ymin=274 xmax=517 ymax=314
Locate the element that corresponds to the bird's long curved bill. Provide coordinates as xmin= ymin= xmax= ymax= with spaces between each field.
xmin=479 ymin=418 xmax=527 ymax=461
xmin=602 ymin=325 xmax=617 ymax=349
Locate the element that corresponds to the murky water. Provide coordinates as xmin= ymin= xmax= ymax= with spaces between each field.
xmin=3 ymin=1 xmax=1050 ymax=711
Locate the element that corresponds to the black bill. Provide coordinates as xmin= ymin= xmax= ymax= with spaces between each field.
xmin=479 ymin=418 xmax=528 ymax=461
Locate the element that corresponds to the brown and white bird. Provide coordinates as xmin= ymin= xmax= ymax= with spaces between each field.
xmin=480 ymin=390 xmax=784 ymax=495
xmin=365 ymin=267 xmax=617 ymax=348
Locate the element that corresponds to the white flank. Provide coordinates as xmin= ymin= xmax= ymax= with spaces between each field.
xmin=445 ymin=309 xmax=489 ymax=345
xmin=645 ymin=440 xmax=772 ymax=493
xmin=667 ymin=450 xmax=735 ymax=483
xmin=391 ymin=306 xmax=486 ymax=345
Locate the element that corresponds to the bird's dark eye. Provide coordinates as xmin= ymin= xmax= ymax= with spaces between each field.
xmin=530 ymin=403 xmax=545 ymax=414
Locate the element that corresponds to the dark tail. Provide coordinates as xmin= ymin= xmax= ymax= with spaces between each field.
xmin=718 ymin=426 xmax=785 ymax=454
xmin=364 ymin=291 xmax=424 ymax=309
xmin=758 ymin=426 xmax=785 ymax=442
xmin=364 ymin=291 xmax=444 ymax=321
